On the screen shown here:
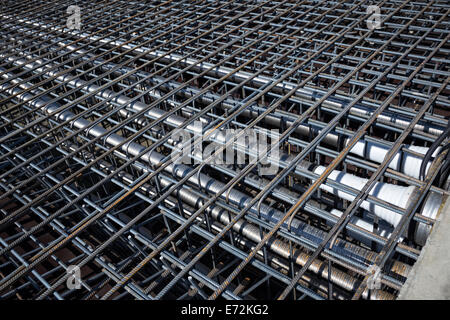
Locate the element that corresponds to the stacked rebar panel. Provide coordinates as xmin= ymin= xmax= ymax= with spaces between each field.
xmin=0 ymin=0 xmax=448 ymax=300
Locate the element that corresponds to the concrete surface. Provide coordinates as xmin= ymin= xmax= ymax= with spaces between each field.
xmin=398 ymin=195 xmax=450 ymax=300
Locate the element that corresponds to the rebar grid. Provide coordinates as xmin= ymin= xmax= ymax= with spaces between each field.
xmin=0 ymin=0 xmax=448 ymax=300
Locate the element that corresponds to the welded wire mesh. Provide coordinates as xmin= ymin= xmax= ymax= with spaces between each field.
xmin=0 ymin=0 xmax=448 ymax=300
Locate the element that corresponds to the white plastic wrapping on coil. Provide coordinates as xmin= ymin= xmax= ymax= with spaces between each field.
xmin=347 ymin=138 xmax=441 ymax=179
xmin=328 ymin=209 xmax=400 ymax=247
xmin=313 ymin=165 xmax=415 ymax=227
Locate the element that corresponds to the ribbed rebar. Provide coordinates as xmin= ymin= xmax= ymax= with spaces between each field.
xmin=0 ymin=0 xmax=448 ymax=300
